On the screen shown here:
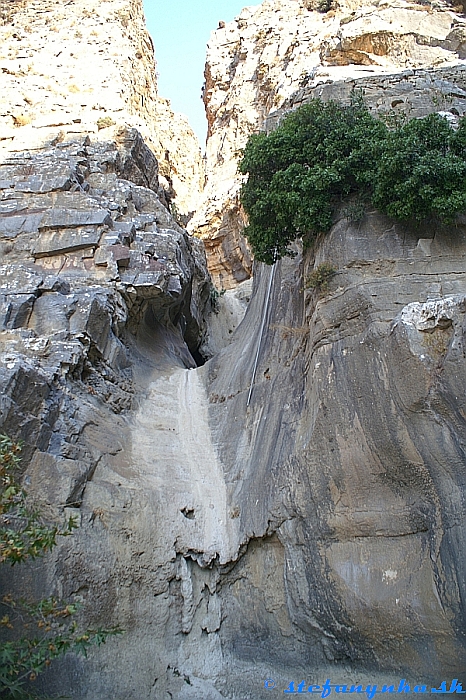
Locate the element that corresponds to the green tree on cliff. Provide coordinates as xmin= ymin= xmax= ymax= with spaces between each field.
xmin=239 ymin=97 xmax=466 ymax=264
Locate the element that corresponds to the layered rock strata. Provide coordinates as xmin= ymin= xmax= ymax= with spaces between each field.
xmin=0 ymin=129 xmax=211 ymax=472
xmin=191 ymin=0 xmax=466 ymax=287
xmin=0 ymin=0 xmax=203 ymax=216
xmin=269 ymin=62 xmax=466 ymax=127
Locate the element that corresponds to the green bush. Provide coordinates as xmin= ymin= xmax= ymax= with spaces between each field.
xmin=305 ymin=263 xmax=336 ymax=292
xmin=239 ymin=98 xmax=466 ymax=264
xmin=371 ymin=112 xmax=466 ymax=221
xmin=0 ymin=435 xmax=121 ymax=699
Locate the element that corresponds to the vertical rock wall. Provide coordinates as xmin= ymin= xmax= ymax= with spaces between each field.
xmin=0 ymin=1 xmax=466 ymax=698
xmin=2 ymin=142 xmax=465 ymax=698
xmin=203 ymin=212 xmax=466 ymax=689
xmin=0 ymin=130 xmax=221 ymax=700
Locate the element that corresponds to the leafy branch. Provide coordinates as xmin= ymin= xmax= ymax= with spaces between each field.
xmin=0 ymin=435 xmax=77 ymax=566
xmin=239 ymin=98 xmax=466 ymax=263
xmin=1 ymin=594 xmax=121 ymax=698
xmin=0 ymin=435 xmax=122 ymax=699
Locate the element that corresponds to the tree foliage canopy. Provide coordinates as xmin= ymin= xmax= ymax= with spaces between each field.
xmin=239 ymin=98 xmax=466 ymax=264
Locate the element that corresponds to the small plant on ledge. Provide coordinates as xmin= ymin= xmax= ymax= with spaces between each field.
xmin=96 ymin=116 xmax=116 ymax=130
xmin=317 ymin=0 xmax=335 ymax=12
xmin=305 ymin=263 xmax=336 ymax=293
xmin=209 ymin=285 xmax=226 ymax=313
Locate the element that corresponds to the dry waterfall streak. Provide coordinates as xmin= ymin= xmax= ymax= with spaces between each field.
xmin=177 ymin=368 xmax=236 ymax=564
xmin=247 ymin=261 xmax=277 ymax=407
xmin=133 ymin=367 xmax=237 ymax=565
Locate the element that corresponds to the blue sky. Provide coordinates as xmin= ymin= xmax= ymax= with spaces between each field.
xmin=143 ymin=0 xmax=253 ymax=147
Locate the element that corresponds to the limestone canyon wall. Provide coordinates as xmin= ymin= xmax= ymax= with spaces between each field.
xmin=191 ymin=0 xmax=466 ymax=287
xmin=2 ymin=148 xmax=465 ymax=700
xmin=0 ymin=128 xmax=220 ymax=700
xmin=0 ymin=1 xmax=465 ymax=699
xmin=0 ymin=0 xmax=204 ymax=216
xmin=205 ymin=222 xmax=466 ymax=689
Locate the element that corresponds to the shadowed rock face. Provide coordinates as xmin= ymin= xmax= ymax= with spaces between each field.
xmin=205 ymin=211 xmax=466 ymax=683
xmin=0 ymin=128 xmax=211 ymax=475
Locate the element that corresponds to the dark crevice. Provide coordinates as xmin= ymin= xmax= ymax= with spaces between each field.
xmin=191 ymin=347 xmax=207 ymax=367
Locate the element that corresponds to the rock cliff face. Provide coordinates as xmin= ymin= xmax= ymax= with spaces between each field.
xmin=205 ymin=221 xmax=466 ymax=689
xmin=0 ymin=128 xmax=212 ymax=464
xmin=1 ymin=2 xmax=466 ymax=699
xmin=0 ymin=0 xmax=204 ymax=216
xmin=2 ymin=144 xmax=465 ymax=698
xmin=190 ymin=0 xmax=466 ymax=287
xmin=0 ymin=131 xmax=220 ymax=700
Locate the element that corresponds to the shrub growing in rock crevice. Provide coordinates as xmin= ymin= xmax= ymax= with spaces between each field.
xmin=239 ymin=97 xmax=466 ymax=264
xmin=305 ymin=262 xmax=336 ymax=293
